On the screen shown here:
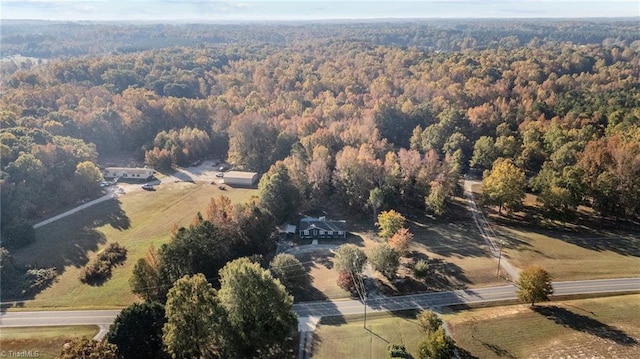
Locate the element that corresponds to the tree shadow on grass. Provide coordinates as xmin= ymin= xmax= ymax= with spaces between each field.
xmin=100 ymin=199 xmax=131 ymax=230
xmin=457 ymin=347 xmax=480 ymax=359
xmin=408 ymin=214 xmax=496 ymax=260
xmin=487 ymin=203 xmax=640 ymax=258
xmin=533 ymin=305 xmax=639 ymax=346
xmin=494 ymin=224 xmax=640 ymax=258
xmin=5 ymin=198 xmax=131 ymax=304
xmin=477 ymin=342 xmax=516 ymax=359
xmin=375 ymin=255 xmax=470 ymax=296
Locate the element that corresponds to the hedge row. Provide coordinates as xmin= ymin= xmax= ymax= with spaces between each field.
xmin=80 ymin=242 xmax=127 ymax=284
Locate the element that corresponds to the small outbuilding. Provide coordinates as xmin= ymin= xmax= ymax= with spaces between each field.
xmin=104 ymin=167 xmax=154 ymax=180
xmin=222 ymin=171 xmax=259 ymax=187
xmin=299 ymin=217 xmax=347 ymax=239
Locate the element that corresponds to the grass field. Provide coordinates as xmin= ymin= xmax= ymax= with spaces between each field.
xmin=10 ymin=181 xmax=257 ymax=309
xmin=443 ymin=294 xmax=640 ymax=358
xmin=312 ymin=312 xmax=425 ymax=359
xmin=312 ymin=295 xmax=640 ymax=359
xmin=0 ymin=326 xmax=98 ymax=359
xmin=468 ymin=181 xmax=640 ymax=281
xmin=496 ymin=226 xmax=640 ymax=281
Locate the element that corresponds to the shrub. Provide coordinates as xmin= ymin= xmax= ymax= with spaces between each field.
xmin=386 ymin=343 xmax=407 ymax=358
xmin=413 ymin=260 xmax=430 ymax=281
xmin=99 ymin=242 xmax=128 ymax=263
xmin=1 ymin=221 xmax=36 ymax=249
xmin=23 ymin=267 xmax=57 ymax=294
xmin=80 ymin=242 xmax=127 ymax=284
xmin=337 ymin=270 xmax=356 ymax=294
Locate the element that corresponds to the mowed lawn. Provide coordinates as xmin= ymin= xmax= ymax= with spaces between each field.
xmin=11 ymin=181 xmax=257 ymax=309
xmin=471 ymin=181 xmax=640 ymax=280
xmin=496 ymin=226 xmax=640 ymax=281
xmin=0 ymin=326 xmax=98 ymax=359
xmin=312 ymin=312 xmax=425 ymax=359
xmin=443 ymin=294 xmax=640 ymax=358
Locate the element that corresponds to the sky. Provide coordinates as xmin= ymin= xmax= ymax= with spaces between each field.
xmin=1 ymin=0 xmax=639 ymax=21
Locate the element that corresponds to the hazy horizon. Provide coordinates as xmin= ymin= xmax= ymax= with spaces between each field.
xmin=2 ymin=1 xmax=639 ymax=22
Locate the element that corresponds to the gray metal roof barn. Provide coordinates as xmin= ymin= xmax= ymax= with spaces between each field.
xmin=222 ymin=171 xmax=259 ymax=187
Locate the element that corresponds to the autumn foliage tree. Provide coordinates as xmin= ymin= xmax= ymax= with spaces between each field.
xmin=337 ymin=270 xmax=356 ymax=294
xmin=369 ymin=244 xmax=400 ymax=279
xmin=377 ymin=210 xmax=407 ymax=238
xmin=516 ymin=266 xmax=554 ymax=306
xmin=482 ymin=158 xmax=526 ymax=214
xmin=388 ymin=228 xmax=414 ymax=255
xmin=57 ymin=338 xmax=118 ymax=359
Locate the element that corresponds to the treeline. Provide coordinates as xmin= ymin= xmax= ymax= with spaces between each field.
xmin=0 ymin=124 xmax=102 ymax=247
xmin=2 ymin=19 xmax=639 ymax=60
xmin=1 ymin=21 xmax=639 ymax=249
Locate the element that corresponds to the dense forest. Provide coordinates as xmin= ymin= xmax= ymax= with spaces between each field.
xmin=1 ymin=19 xmax=639 ymax=250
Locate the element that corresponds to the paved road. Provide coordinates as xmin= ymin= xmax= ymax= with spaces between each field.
xmin=0 ymin=310 xmax=121 ymax=328
xmin=2 ymin=278 xmax=637 ymax=330
xmin=293 ymin=277 xmax=640 ymax=318
xmin=33 ymin=191 xmax=116 ymax=229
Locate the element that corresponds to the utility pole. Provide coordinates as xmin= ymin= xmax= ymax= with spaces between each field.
xmin=496 ymin=240 xmax=503 ymax=277
xmin=352 ymin=257 xmax=367 ymax=329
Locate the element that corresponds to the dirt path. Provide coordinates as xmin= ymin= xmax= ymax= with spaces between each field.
xmin=33 ymin=190 xmax=116 ymax=229
xmin=463 ymin=177 xmax=520 ymax=281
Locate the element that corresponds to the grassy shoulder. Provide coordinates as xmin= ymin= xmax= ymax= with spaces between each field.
xmin=312 ymin=312 xmax=424 ymax=359
xmin=0 ymin=326 xmax=99 ymax=359
xmin=442 ymin=294 xmax=640 ymax=358
xmin=312 ymin=295 xmax=640 ymax=359
xmin=10 ymin=181 xmax=257 ymax=309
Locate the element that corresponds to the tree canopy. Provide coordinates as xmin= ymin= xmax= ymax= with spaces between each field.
xmin=368 ymin=243 xmax=400 ymax=279
xmin=516 ymin=266 xmax=554 ymax=306
xmin=106 ymin=302 xmax=167 ymax=359
xmin=482 ymin=158 xmax=526 ymax=214
xmin=163 ymin=274 xmax=226 ymax=359
xmin=377 ymin=210 xmax=407 ymax=238
xmin=334 ymin=244 xmax=367 ymax=275
xmin=218 ymin=257 xmax=297 ymax=358
xmin=269 ymin=253 xmax=309 ymax=295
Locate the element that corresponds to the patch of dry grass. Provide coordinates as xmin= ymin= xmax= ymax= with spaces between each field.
xmin=496 ymin=226 xmax=640 ymax=281
xmin=0 ymin=326 xmax=98 ymax=359
xmin=312 ymin=312 xmax=425 ymax=359
xmin=442 ymin=294 xmax=640 ymax=358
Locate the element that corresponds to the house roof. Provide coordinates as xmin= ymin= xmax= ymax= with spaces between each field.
xmin=105 ymin=167 xmax=153 ymax=173
xmin=299 ymin=217 xmax=347 ymax=232
xmin=278 ymin=224 xmax=297 ymax=234
xmin=224 ymin=171 xmax=258 ymax=179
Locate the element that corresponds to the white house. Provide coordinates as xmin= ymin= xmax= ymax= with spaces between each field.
xmin=104 ymin=167 xmax=154 ymax=180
